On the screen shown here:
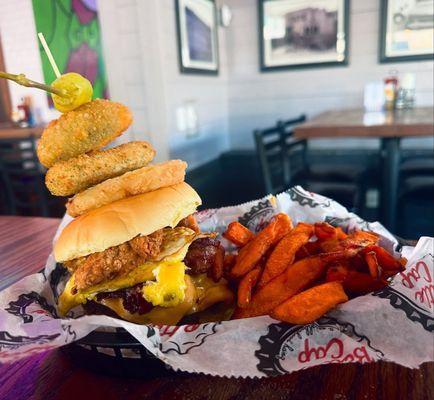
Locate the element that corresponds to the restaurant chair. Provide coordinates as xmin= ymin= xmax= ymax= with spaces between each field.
xmin=254 ymin=119 xmax=364 ymax=212
xmin=254 ymin=124 xmax=288 ymax=195
xmin=397 ymin=175 xmax=434 ymax=238
xmin=395 ymin=148 xmax=434 ymax=237
xmin=0 ymin=136 xmax=63 ymax=217
xmin=282 ymin=116 xmax=368 ymax=212
xmin=400 ymin=156 xmax=434 ymax=180
xmin=277 ymin=117 xmax=370 ymax=197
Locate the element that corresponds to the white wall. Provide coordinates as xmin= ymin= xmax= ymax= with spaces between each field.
xmin=98 ymin=0 xmax=151 ymax=147
xmin=225 ymin=0 xmax=434 ymax=150
xmin=147 ymin=0 xmax=230 ymax=169
xmin=0 ymin=0 xmax=57 ymax=123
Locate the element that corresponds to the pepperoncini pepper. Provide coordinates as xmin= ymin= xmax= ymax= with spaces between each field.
xmin=0 ymin=71 xmax=93 ymax=113
xmin=51 ymin=72 xmax=93 ymax=112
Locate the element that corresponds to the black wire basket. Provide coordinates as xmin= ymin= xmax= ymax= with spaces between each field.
xmin=62 ymin=327 xmax=174 ymax=378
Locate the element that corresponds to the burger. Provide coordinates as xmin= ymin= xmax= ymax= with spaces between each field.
xmin=54 ymin=182 xmax=234 ymax=325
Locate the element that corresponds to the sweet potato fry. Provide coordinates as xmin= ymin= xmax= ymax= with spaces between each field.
xmin=314 ymin=222 xmax=337 ymax=241
xmin=270 ymin=282 xmax=348 ymax=325
xmin=318 ymin=238 xmax=342 ymax=252
xmin=364 ymin=251 xmax=381 ymax=279
xmin=346 ymin=230 xmax=380 ymax=247
xmin=224 ymin=254 xmax=236 ymax=271
xmin=326 ymin=264 xmax=349 ymax=282
xmin=336 ymin=227 xmax=348 ymax=240
xmin=230 ymin=213 xmax=293 ymax=278
xmin=223 ymin=221 xmax=254 ymax=247
xmin=321 ymin=247 xmax=363 ymax=263
xmin=295 ymin=245 xmax=309 ymax=261
xmin=295 ymin=241 xmax=321 ymax=261
xmin=259 ymin=222 xmax=314 ymax=286
xmin=237 ymin=267 xmax=262 ymax=308
xmin=210 ymin=245 xmax=225 ymax=282
xmin=350 ymin=254 xmax=368 ymax=272
xmin=304 ymin=240 xmax=321 ymax=255
xmin=233 ymin=254 xmax=327 ymax=319
xmin=315 ymin=223 xmax=347 ymax=243
xmin=362 ymin=245 xmax=405 ymax=272
xmin=319 ymin=230 xmax=379 ymax=253
xmin=342 ymin=270 xmax=387 ymax=294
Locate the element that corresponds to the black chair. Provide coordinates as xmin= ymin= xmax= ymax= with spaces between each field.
xmin=397 ymin=175 xmax=434 ymax=238
xmin=0 ymin=136 xmax=63 ymax=217
xmin=254 ymin=116 xmax=367 ymax=212
xmin=254 ymin=124 xmax=289 ymax=195
xmin=279 ymin=118 xmax=368 ymax=185
xmin=400 ymin=156 xmax=434 ymax=180
xmin=395 ymin=146 xmax=434 ymax=237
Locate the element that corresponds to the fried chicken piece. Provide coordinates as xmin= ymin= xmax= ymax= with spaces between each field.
xmin=66 ymin=160 xmax=187 ymax=217
xmin=37 ymin=99 xmax=133 ymax=168
xmin=45 ymin=141 xmax=155 ymax=196
xmin=129 ymin=231 xmax=165 ymax=258
xmin=72 ymin=230 xmax=164 ymax=291
xmin=64 ymin=257 xmax=86 ymax=274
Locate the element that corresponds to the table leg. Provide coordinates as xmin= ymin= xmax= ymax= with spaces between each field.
xmin=381 ymin=137 xmax=401 ymax=233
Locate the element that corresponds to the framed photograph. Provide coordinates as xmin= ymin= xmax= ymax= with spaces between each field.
xmin=379 ymin=0 xmax=434 ymax=63
xmin=258 ymin=0 xmax=349 ymax=71
xmin=175 ymin=0 xmax=219 ymax=75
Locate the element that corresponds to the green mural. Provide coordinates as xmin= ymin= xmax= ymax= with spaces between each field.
xmin=32 ymin=0 xmax=108 ymax=104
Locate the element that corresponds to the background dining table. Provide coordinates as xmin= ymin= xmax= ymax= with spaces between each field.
xmin=294 ymin=107 xmax=434 ymax=233
xmin=0 ymin=216 xmax=433 ymax=400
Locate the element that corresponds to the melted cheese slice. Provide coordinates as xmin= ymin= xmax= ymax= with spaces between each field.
xmin=189 ymin=274 xmax=234 ymax=314
xmin=97 ymin=274 xmax=234 ymax=325
xmin=142 ymin=262 xmax=187 ymax=307
xmin=98 ymin=275 xmax=198 ymax=325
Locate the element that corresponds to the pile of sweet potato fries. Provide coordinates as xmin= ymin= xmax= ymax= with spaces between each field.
xmin=222 ymin=213 xmax=406 ymax=324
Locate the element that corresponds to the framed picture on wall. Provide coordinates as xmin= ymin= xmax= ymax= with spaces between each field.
xmin=175 ymin=0 xmax=219 ymax=75
xmin=258 ymin=0 xmax=349 ymax=71
xmin=379 ymin=0 xmax=434 ymax=63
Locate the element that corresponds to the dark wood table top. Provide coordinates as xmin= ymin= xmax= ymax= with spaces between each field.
xmin=294 ymin=107 xmax=434 ymax=139
xmin=0 ymin=123 xmax=44 ymax=139
xmin=0 ymin=216 xmax=433 ymax=400
xmin=0 ymin=216 xmax=60 ymax=291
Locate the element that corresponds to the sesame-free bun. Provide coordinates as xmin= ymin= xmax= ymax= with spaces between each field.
xmin=54 ymin=182 xmax=201 ymax=262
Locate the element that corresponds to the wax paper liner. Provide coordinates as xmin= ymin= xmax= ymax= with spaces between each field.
xmin=0 ymin=186 xmax=432 ymax=377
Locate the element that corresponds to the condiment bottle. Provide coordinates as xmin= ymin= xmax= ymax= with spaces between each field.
xmin=384 ymin=71 xmax=398 ymax=111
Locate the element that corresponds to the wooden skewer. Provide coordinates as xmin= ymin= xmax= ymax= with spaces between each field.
xmin=37 ymin=32 xmax=61 ymax=78
xmin=0 ymin=71 xmax=67 ymax=97
xmin=0 ymin=33 xmax=68 ymax=97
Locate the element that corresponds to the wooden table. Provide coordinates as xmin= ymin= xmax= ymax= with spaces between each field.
xmin=0 ymin=217 xmax=433 ymax=400
xmin=294 ymin=107 xmax=434 ymax=232
xmin=0 ymin=123 xmax=44 ymax=139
